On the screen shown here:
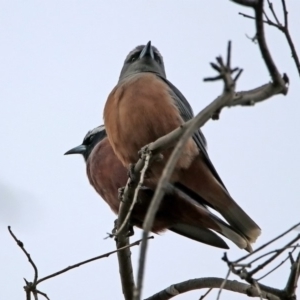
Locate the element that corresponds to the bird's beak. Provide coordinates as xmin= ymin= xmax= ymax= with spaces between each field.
xmin=139 ymin=41 xmax=154 ymax=59
xmin=64 ymin=145 xmax=87 ymax=155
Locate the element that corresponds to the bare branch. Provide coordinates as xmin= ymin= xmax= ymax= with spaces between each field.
xmin=8 ymin=226 xmax=38 ymax=285
xmin=253 ymin=1 xmax=287 ymax=90
xmin=9 ymin=225 xmax=152 ymax=300
xmin=199 ymin=288 xmax=213 ymax=300
xmin=267 ymin=0 xmax=300 ymax=76
xmin=37 ymin=236 xmax=153 ymax=285
xmin=253 ymin=280 xmax=263 ymax=300
xmin=281 ymin=0 xmax=288 ymax=27
xmin=248 ymin=245 xmax=299 ymax=266
xmin=257 ymin=246 xmax=298 ymax=281
xmin=24 ymin=283 xmax=32 ymax=300
xmin=116 ymin=152 xmax=152 ymax=235
xmin=114 ymin=151 xmax=160 ymax=299
xmin=216 ymin=269 xmax=231 ymax=300
xmin=239 ymin=0 xmax=300 ymax=76
xmin=144 ymin=277 xmax=280 ymax=300
xmin=235 ymin=222 xmax=300 ymax=263
xmin=220 ymin=227 xmax=300 ymax=300
xmin=239 ymin=12 xmax=280 ymax=30
xmin=284 ymin=33 xmax=300 ymax=75
xmin=208 ymin=1 xmax=290 ymax=119
xmin=266 ymin=0 xmax=281 ymax=25
xmin=116 ymin=237 xmax=135 ymax=300
xmin=36 ymin=290 xmax=50 ymax=300
xmin=284 ymin=251 xmax=300 ymax=299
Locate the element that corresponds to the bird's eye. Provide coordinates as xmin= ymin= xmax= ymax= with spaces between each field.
xmin=154 ymin=53 xmax=161 ymax=64
xmin=129 ymin=52 xmax=140 ymax=62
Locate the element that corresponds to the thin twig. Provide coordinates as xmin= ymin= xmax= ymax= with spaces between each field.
xmin=254 ymin=0 xmax=286 ymax=88
xmin=116 ymin=152 xmax=152 ymax=235
xmin=25 ymin=286 xmax=31 ymax=300
xmin=239 ymin=12 xmax=280 ymax=29
xmin=281 ymin=26 xmax=300 ymax=76
xmin=239 ymin=0 xmax=300 ymax=76
xmin=114 ymin=153 xmax=158 ymax=299
xmin=281 ymin=0 xmax=288 ymax=27
xmin=266 ymin=0 xmax=281 ymax=25
xmin=222 ymin=232 xmax=300 ymax=299
xmin=144 ymin=277 xmax=280 ymax=300
xmin=36 ymin=290 xmax=50 ymax=300
xmin=257 ymin=247 xmax=297 ymax=281
xmin=284 ymin=251 xmax=300 ymax=298
xmin=248 ymin=245 xmax=299 ymax=265
xmin=37 ymin=236 xmax=153 ymax=284
xmin=116 ymin=236 xmax=135 ymax=300
xmin=235 ymin=222 xmax=300 ymax=263
xmin=251 ymin=239 xmax=298 ymax=277
xmin=253 ymin=280 xmax=263 ymax=300
xmin=8 ymin=226 xmax=38 ymax=284
xmin=216 ymin=269 xmax=231 ymax=300
xmin=199 ymin=288 xmax=213 ymax=300
xmin=267 ymin=0 xmax=299 ymax=76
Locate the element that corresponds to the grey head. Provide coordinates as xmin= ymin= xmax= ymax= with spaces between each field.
xmin=64 ymin=125 xmax=107 ymax=162
xmin=119 ymin=41 xmax=166 ymax=81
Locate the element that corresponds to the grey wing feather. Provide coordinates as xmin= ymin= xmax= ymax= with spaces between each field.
xmin=158 ymin=75 xmax=227 ymax=191
xmin=170 ymin=224 xmax=229 ymax=249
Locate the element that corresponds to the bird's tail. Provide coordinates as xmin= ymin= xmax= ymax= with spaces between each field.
xmin=179 ymin=157 xmax=261 ymax=247
xmin=170 ymin=224 xmax=230 ymax=249
xmin=171 ymin=188 xmax=254 ymax=252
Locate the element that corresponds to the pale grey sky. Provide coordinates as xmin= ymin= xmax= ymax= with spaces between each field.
xmin=1 ymin=1 xmax=300 ymax=299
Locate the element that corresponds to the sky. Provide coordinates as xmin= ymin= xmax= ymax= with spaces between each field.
xmin=1 ymin=1 xmax=300 ymax=299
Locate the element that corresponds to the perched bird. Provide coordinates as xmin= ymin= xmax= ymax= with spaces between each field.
xmin=65 ymin=125 xmax=255 ymax=251
xmin=103 ymin=41 xmax=261 ymax=251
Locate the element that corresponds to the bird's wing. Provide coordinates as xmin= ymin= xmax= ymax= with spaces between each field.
xmin=158 ymin=75 xmax=227 ymax=191
xmin=169 ymin=224 xmax=229 ymax=249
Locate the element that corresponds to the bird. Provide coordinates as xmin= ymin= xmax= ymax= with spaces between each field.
xmin=65 ymin=125 xmax=257 ymax=251
xmin=103 ymin=41 xmax=261 ymax=251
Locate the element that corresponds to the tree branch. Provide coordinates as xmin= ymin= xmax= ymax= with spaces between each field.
xmin=8 ymin=226 xmax=38 ymax=285
xmin=115 ymin=236 xmax=136 ymax=300
xmin=144 ymin=277 xmax=280 ymax=300
xmin=36 ymin=236 xmax=153 ymax=285
xmin=114 ymin=151 xmax=158 ymax=299
xmin=239 ymin=0 xmax=300 ymax=77
xmin=235 ymin=222 xmax=300 ymax=264
xmin=220 ymin=223 xmax=300 ymax=300
xmin=254 ymin=0 xmax=285 ymax=87
xmin=284 ymin=251 xmax=300 ymax=299
xmin=8 ymin=226 xmax=152 ymax=299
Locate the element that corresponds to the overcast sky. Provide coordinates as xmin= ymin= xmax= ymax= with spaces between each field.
xmin=1 ymin=1 xmax=300 ymax=299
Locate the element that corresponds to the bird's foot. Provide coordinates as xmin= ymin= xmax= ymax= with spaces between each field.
xmin=108 ymin=219 xmax=135 ymax=241
xmin=118 ymin=187 xmax=125 ymax=202
xmin=127 ymin=163 xmax=137 ymax=183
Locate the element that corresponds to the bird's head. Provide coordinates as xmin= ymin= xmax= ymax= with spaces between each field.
xmin=64 ymin=125 xmax=107 ymax=161
xmin=119 ymin=41 xmax=166 ymax=80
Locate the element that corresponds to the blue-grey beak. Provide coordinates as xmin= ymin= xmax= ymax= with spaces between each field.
xmin=139 ymin=41 xmax=154 ymax=59
xmin=64 ymin=144 xmax=87 ymax=155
